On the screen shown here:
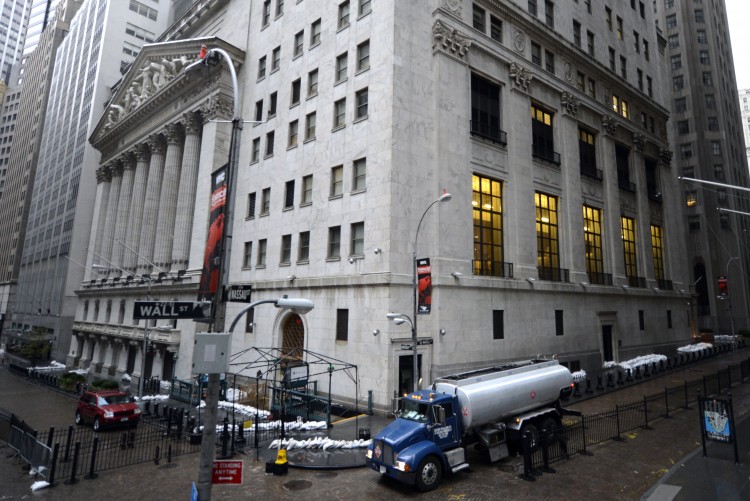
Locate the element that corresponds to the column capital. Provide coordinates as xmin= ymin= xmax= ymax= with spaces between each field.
xmin=164 ymin=122 xmax=184 ymax=144
xmin=120 ymin=151 xmax=137 ymax=170
xmin=135 ymin=143 xmax=150 ymax=162
xmin=183 ymin=111 xmax=202 ymax=135
xmin=110 ymin=160 xmax=124 ymax=178
xmin=147 ymin=134 xmax=167 ymax=155
xmin=96 ymin=166 xmax=112 ymax=183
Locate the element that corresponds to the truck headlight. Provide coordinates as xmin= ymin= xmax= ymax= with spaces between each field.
xmin=366 ymin=449 xmax=372 ymax=459
xmin=134 ymin=407 xmax=141 ymax=415
xmin=395 ymin=460 xmax=410 ymax=472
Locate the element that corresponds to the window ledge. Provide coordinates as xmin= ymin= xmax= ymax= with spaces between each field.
xmin=310 ymin=41 xmax=320 ymax=50
xmin=307 ymin=92 xmax=318 ymax=100
xmin=299 ymin=201 xmax=312 ymax=208
xmin=327 ymin=256 xmax=342 ymax=262
xmin=296 ymin=259 xmax=309 ymax=265
xmin=329 ymin=194 xmax=343 ymax=201
xmin=290 ymin=101 xmax=300 ymax=110
xmin=287 ymin=144 xmax=298 ymax=151
xmin=293 ymin=52 xmax=303 ymax=61
xmin=303 ymin=136 xmax=316 ymax=143
xmin=353 ymin=115 xmax=368 ymax=124
xmin=260 ymin=212 xmax=270 ymax=218
xmin=283 ymin=206 xmax=294 ymax=212
xmin=337 ymin=23 xmax=350 ymax=33
xmin=334 ymin=77 xmax=348 ymax=87
xmin=355 ymin=67 xmax=369 ymax=76
xmin=332 ymin=124 xmax=346 ymax=132
xmin=256 ymin=264 xmax=266 ymax=269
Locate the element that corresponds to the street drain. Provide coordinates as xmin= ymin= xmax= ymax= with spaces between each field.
xmin=283 ymin=480 xmax=313 ymax=491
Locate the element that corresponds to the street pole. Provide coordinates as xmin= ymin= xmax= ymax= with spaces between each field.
xmin=727 ymin=257 xmax=739 ymax=337
xmin=191 ymin=46 xmax=242 ymax=501
xmin=138 ymin=277 xmax=152 ymax=399
xmin=410 ymin=192 xmax=451 ymax=393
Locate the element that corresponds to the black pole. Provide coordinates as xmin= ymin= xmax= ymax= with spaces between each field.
xmin=255 ymin=370 xmax=261 ymax=461
xmin=63 ymin=426 xmax=73 ymax=462
xmin=84 ymin=436 xmax=99 ymax=480
xmin=64 ymin=441 xmax=81 ymax=485
xmin=48 ymin=442 xmax=60 ymax=486
xmin=698 ymin=389 xmax=707 ymax=457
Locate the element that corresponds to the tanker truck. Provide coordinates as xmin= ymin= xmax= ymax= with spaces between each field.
xmin=365 ymin=359 xmax=576 ymax=491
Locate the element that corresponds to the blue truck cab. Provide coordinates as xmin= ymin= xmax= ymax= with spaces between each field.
xmin=365 ymin=389 xmax=468 ymax=492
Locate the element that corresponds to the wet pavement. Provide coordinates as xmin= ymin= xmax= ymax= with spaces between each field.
xmin=3 ymin=348 xmax=750 ymax=500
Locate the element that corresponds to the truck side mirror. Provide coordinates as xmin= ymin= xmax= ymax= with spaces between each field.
xmin=434 ymin=405 xmax=446 ymax=426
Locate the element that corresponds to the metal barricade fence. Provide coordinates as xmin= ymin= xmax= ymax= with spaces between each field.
xmin=7 ymin=425 xmax=52 ymax=479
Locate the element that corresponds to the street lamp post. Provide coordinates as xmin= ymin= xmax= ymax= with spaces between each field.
xmin=725 ymin=257 xmax=739 ymax=337
xmin=401 ymin=192 xmax=452 ymax=393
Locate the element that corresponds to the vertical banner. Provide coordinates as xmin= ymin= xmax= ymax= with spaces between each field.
xmin=417 ymin=258 xmax=432 ymax=314
xmin=198 ymin=164 xmax=228 ymax=302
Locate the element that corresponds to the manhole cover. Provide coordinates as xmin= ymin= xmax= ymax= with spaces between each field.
xmin=283 ymin=480 xmax=313 ymax=491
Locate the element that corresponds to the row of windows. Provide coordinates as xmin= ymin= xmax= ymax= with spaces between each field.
xmin=125 ymin=22 xmax=155 ymax=43
xmin=258 ymin=37 xmax=370 ymax=83
xmin=129 ymin=0 xmax=157 ymax=21
xmin=251 ymin=88 xmax=368 ymax=162
xmin=242 ymin=221 xmax=364 ymax=269
xmin=246 ymin=158 xmax=366 ymax=221
xmin=261 ymin=0 xmax=371 ymax=30
xmin=471 ymin=74 xmax=659 ymax=191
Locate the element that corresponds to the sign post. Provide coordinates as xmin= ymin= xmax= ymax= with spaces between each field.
xmin=697 ymin=389 xmax=739 ymax=463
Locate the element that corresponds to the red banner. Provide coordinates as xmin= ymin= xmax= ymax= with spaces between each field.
xmin=198 ymin=165 xmax=228 ymax=302
xmin=417 ymin=258 xmax=432 ymax=314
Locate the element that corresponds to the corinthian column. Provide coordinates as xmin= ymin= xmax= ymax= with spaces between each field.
xmin=111 ymin=153 xmax=136 ymax=272
xmin=123 ymin=144 xmax=150 ymax=273
xmin=171 ymin=112 xmax=203 ymax=271
xmin=153 ymin=122 xmax=185 ymax=271
xmin=137 ymin=134 xmax=167 ymax=275
xmin=92 ymin=166 xmax=112 ymax=274
xmin=100 ymin=161 xmax=123 ymax=270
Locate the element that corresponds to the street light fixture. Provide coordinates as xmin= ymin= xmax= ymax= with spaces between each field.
xmin=403 ymin=192 xmax=451 ymax=393
xmin=724 ymin=256 xmax=739 ymax=337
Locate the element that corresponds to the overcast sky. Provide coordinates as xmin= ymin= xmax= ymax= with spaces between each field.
xmin=726 ymin=0 xmax=750 ymax=90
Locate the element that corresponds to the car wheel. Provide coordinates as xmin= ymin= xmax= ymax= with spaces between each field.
xmin=415 ymin=455 xmax=442 ymax=492
xmin=93 ymin=417 xmax=101 ymax=432
xmin=75 ymin=411 xmax=83 ymax=426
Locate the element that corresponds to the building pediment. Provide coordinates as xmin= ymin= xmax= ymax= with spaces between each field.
xmin=90 ymin=37 xmax=245 ymax=152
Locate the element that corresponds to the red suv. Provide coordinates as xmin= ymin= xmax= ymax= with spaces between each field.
xmin=75 ymin=390 xmax=141 ymax=431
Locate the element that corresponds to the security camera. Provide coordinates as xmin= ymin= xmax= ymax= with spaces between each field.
xmin=348 ymin=257 xmax=355 ymax=264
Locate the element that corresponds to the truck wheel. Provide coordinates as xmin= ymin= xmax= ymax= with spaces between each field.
xmin=415 ymin=456 xmax=442 ymax=492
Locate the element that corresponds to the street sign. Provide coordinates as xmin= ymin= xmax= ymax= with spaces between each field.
xmin=133 ymin=301 xmax=208 ymax=320
xmin=417 ymin=339 xmax=434 ymax=345
xmin=401 ymin=344 xmax=413 ymax=351
xmin=226 ymin=284 xmax=252 ymax=303
xmin=212 ymin=460 xmax=243 ymax=485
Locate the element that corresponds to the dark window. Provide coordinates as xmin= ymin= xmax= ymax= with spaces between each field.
xmin=336 ymin=309 xmax=349 ymax=341
xmin=472 ymin=4 xmax=485 ymax=32
xmin=247 ymin=192 xmax=256 ymax=219
xmin=531 ymin=105 xmax=556 ymax=163
xmin=616 ymin=144 xmax=632 ymax=190
xmin=667 ymin=310 xmax=672 ymax=329
xmin=493 ymin=310 xmax=504 ymax=339
xmin=555 ymin=310 xmax=564 ymax=336
xmin=284 ymin=180 xmax=295 ymax=208
xmin=471 ymin=74 xmax=502 ymax=142
xmin=490 ymin=16 xmax=502 ymax=42
xmin=638 ymin=310 xmax=645 ymax=331
xmin=645 ymin=157 xmax=659 ymax=198
xmin=245 ymin=309 xmax=255 ymax=333
xmin=579 ymin=128 xmax=597 ymax=176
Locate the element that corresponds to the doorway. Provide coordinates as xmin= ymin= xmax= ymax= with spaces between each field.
xmin=398 ymin=353 xmax=422 ymax=395
xmin=602 ymin=325 xmax=614 ymax=363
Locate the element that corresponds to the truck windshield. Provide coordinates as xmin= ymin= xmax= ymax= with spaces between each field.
xmin=399 ymin=399 xmax=429 ymax=422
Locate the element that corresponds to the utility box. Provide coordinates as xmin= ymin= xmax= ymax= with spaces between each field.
xmin=192 ymin=332 xmax=230 ymax=374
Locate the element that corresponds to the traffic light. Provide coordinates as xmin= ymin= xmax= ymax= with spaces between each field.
xmin=718 ymin=275 xmax=728 ymax=296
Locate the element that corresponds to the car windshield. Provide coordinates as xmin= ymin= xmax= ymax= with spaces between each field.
xmin=398 ymin=399 xmax=429 ymax=422
xmin=99 ymin=394 xmax=131 ymax=405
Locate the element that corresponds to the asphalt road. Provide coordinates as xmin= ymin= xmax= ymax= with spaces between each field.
xmin=3 ymin=349 xmax=750 ymax=500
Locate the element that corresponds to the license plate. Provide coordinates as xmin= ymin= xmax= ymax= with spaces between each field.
xmin=121 ymin=417 xmax=129 ymax=422
xmin=379 ymin=466 xmax=386 ymax=474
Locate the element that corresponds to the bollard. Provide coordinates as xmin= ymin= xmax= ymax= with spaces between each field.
xmin=46 ymin=426 xmax=55 ymax=449
xmin=659 ymin=360 xmax=664 ymax=373
xmin=64 ymin=441 xmax=81 ymax=485
xmin=596 ymin=375 xmax=604 ymax=391
xmin=540 ymin=427 xmax=555 ymax=474
xmin=617 ymin=371 xmax=624 ymax=385
xmin=644 ymin=363 xmax=650 ymax=377
xmin=573 ymin=381 xmax=581 ymax=397
xmin=165 ymin=409 xmax=173 ymax=437
xmin=143 ymin=400 xmax=151 ymax=417
xmin=220 ymin=417 xmax=230 ymax=459
xmin=626 ymin=369 xmax=633 ymax=382
xmin=585 ymin=378 xmax=593 ymax=394
xmin=664 ymin=387 xmax=671 ymax=419
xmin=84 ymin=437 xmax=99 ymax=480
xmin=176 ymin=409 xmax=184 ymax=437
xmin=642 ymin=395 xmax=651 ymax=429
xmin=167 ymin=443 xmax=173 ymax=464
xmin=635 ymin=367 xmax=642 ymax=379
xmin=153 ymin=402 xmax=160 ymax=418
xmin=607 ymin=373 xmax=614 ymax=388
xmin=667 ymin=358 xmax=672 ymax=370
xmin=518 ymin=429 xmax=536 ymax=482
xmin=120 ymin=433 xmax=128 ymax=450
xmin=63 ymin=426 xmax=74 ymax=462
xmin=128 ymin=431 xmax=136 ymax=448
xmin=154 ymin=445 xmax=161 ymax=465
xmin=48 ymin=443 xmax=60 ymax=486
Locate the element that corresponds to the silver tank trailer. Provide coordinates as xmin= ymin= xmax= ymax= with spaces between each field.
xmin=433 ymin=360 xmax=572 ymax=432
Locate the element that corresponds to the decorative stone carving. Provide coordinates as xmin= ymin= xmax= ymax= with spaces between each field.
xmin=120 ymin=152 xmax=136 ymax=170
xmin=135 ymin=143 xmax=150 ymax=162
xmin=146 ymin=133 xmax=167 ymax=155
xmin=601 ymin=115 xmax=618 ymax=136
xmin=513 ymin=28 xmax=525 ymax=52
xmin=164 ymin=122 xmax=184 ymax=145
xmin=432 ymin=20 xmax=472 ymax=59
xmin=509 ymin=62 xmax=533 ymax=92
xmin=659 ymin=147 xmax=674 ymax=164
xmin=110 ymin=161 xmax=124 ymax=178
xmin=561 ymin=91 xmax=579 ymax=116
xmin=183 ymin=111 xmax=202 ymax=135
xmin=632 ymin=132 xmax=646 ymax=151
xmin=441 ymin=0 xmax=462 ymax=16
xmin=201 ymin=94 xmax=233 ymax=121
xmin=563 ymin=61 xmax=573 ymax=82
